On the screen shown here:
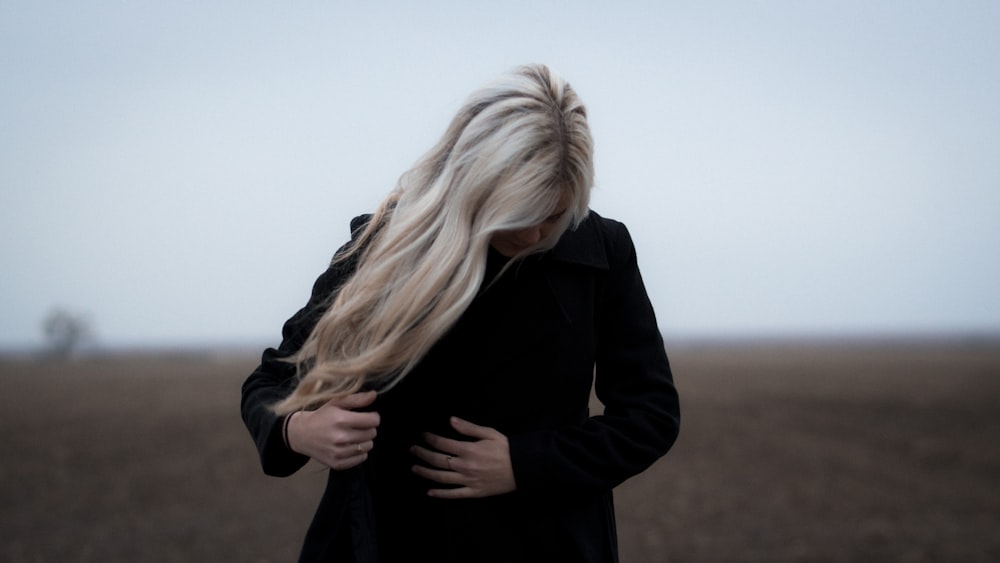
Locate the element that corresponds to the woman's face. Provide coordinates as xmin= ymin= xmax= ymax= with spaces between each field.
xmin=490 ymin=192 xmax=572 ymax=257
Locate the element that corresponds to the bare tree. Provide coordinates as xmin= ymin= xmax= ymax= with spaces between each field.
xmin=41 ymin=308 xmax=94 ymax=358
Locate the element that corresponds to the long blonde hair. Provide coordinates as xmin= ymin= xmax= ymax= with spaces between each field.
xmin=274 ymin=64 xmax=594 ymax=413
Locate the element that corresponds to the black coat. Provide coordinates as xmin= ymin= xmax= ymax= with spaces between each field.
xmin=241 ymin=210 xmax=680 ymax=563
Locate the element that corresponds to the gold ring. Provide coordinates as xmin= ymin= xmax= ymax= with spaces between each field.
xmin=357 ymin=443 xmax=363 ymax=453
xmin=446 ymin=455 xmax=453 ymax=469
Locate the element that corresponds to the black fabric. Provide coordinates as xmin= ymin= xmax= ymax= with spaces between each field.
xmin=241 ymin=210 xmax=680 ymax=563
xmin=295 ymin=465 xmax=379 ymax=563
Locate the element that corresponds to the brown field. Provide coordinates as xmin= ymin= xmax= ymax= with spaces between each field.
xmin=2 ymin=339 xmax=999 ymax=562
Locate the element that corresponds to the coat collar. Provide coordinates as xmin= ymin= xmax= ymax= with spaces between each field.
xmin=547 ymin=211 xmax=609 ymax=270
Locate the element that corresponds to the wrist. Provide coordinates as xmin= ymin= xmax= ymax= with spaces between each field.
xmin=283 ymin=411 xmax=302 ymax=453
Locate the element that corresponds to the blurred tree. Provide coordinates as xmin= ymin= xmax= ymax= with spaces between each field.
xmin=41 ymin=308 xmax=94 ymax=358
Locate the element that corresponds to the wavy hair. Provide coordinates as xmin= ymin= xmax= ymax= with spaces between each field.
xmin=274 ymin=63 xmax=594 ymax=413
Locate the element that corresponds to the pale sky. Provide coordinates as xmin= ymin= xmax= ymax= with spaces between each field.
xmin=2 ymin=1 xmax=998 ymax=350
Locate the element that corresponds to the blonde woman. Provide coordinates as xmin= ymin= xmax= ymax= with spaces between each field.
xmin=241 ymin=64 xmax=680 ymax=563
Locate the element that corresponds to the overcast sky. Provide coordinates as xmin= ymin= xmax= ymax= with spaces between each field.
xmin=2 ymin=1 xmax=998 ymax=350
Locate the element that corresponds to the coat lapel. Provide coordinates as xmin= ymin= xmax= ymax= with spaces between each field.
xmin=548 ymin=211 xmax=609 ymax=270
xmin=542 ymin=212 xmax=609 ymax=324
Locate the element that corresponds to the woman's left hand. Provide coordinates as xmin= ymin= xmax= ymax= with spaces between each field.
xmin=410 ymin=416 xmax=516 ymax=499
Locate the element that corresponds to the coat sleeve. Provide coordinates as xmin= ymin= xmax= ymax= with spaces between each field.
xmin=240 ymin=217 xmax=369 ymax=477
xmin=508 ymin=220 xmax=681 ymax=495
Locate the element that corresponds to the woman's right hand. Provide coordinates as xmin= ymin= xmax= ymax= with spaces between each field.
xmin=285 ymin=390 xmax=380 ymax=470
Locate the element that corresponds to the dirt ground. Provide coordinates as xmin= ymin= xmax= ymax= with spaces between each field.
xmin=2 ymin=339 xmax=999 ymax=562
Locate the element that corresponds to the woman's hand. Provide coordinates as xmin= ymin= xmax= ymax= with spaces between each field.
xmin=410 ymin=417 xmax=516 ymax=499
xmin=285 ymin=391 xmax=380 ymax=471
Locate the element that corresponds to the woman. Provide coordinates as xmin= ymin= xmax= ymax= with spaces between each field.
xmin=241 ymin=64 xmax=680 ymax=563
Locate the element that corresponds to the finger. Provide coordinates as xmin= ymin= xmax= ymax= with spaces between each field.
xmin=450 ymin=417 xmax=499 ymax=440
xmin=427 ymin=486 xmax=476 ymax=500
xmin=422 ymin=432 xmax=468 ymax=456
xmin=332 ymin=428 xmax=378 ymax=447
xmin=339 ymin=411 xmax=381 ymax=431
xmin=322 ymin=390 xmax=378 ymax=410
xmin=410 ymin=445 xmax=453 ymax=469
xmin=411 ymin=464 xmax=464 ymax=485
xmin=349 ymin=439 xmax=374 ymax=454
xmin=346 ymin=427 xmax=377 ymax=443
xmin=320 ymin=405 xmax=379 ymax=431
